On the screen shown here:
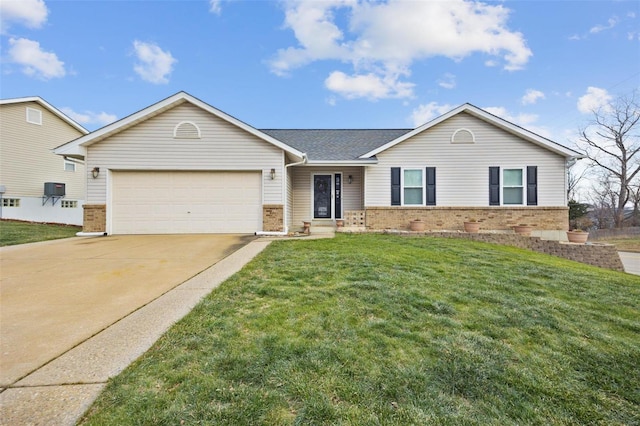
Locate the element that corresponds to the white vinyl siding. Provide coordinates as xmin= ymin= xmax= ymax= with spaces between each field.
xmin=366 ymin=112 xmax=567 ymax=207
xmin=86 ymin=103 xmax=284 ymax=205
xmin=0 ymin=102 xmax=86 ymax=200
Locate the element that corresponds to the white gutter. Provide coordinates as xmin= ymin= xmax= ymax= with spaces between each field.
xmin=256 ymin=153 xmax=308 ymax=236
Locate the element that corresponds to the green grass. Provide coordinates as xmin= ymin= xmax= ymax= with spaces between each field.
xmin=81 ymin=234 xmax=640 ymax=425
xmin=0 ymin=220 xmax=81 ymax=246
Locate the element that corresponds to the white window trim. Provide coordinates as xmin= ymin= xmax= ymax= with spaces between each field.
xmin=26 ymin=107 xmax=42 ymax=125
xmin=401 ymin=167 xmax=425 ymax=206
xmin=64 ymin=159 xmax=76 ymax=172
xmin=502 ymin=167 xmax=525 ymax=206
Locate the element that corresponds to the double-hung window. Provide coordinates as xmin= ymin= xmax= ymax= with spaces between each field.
xmin=503 ymin=168 xmax=524 ymax=205
xmin=403 ymin=169 xmax=424 ymax=205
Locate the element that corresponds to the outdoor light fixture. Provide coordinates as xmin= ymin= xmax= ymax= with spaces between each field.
xmin=270 ymin=168 xmax=276 ymax=180
xmin=348 ymin=175 xmax=353 ymax=184
xmin=91 ymin=167 xmax=100 ymax=179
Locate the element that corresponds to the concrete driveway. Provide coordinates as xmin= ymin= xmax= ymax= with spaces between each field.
xmin=0 ymin=234 xmax=255 ymax=388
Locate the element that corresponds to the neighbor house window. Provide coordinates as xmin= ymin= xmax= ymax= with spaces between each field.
xmin=2 ymin=198 xmax=20 ymax=207
xmin=403 ymin=169 xmax=424 ymax=205
xmin=26 ymin=107 xmax=42 ymax=125
xmin=503 ymin=168 xmax=524 ymax=205
xmin=61 ymin=200 xmax=77 ymax=208
xmin=64 ymin=160 xmax=76 ymax=172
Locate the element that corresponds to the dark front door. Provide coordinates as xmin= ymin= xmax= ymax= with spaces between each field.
xmin=314 ymin=175 xmax=332 ymax=219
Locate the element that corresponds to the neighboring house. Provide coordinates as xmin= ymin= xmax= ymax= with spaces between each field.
xmin=53 ymin=92 xmax=583 ymax=238
xmin=0 ymin=97 xmax=89 ymax=225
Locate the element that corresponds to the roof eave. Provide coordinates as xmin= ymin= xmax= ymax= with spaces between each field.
xmin=52 ymin=92 xmax=305 ymax=161
xmin=304 ymin=159 xmax=378 ymax=166
xmin=0 ymin=96 xmax=89 ymax=134
xmin=359 ymin=103 xmax=584 ymax=159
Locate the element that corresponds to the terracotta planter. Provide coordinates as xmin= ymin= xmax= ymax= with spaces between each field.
xmin=513 ymin=225 xmax=533 ymax=236
xmin=567 ymin=230 xmax=589 ymax=243
xmin=463 ymin=221 xmax=480 ymax=233
xmin=409 ymin=220 xmax=426 ymax=232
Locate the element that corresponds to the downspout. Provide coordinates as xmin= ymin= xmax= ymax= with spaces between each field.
xmin=255 ymin=153 xmax=308 ymax=236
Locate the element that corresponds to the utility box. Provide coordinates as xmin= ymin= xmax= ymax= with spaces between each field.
xmin=44 ymin=182 xmax=65 ymax=197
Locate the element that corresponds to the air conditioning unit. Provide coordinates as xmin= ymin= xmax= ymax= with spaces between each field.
xmin=44 ymin=182 xmax=65 ymax=197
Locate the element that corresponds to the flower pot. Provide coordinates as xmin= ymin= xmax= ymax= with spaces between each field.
xmin=567 ymin=230 xmax=589 ymax=243
xmin=513 ymin=225 xmax=533 ymax=236
xmin=463 ymin=221 xmax=480 ymax=233
xmin=336 ymin=219 xmax=344 ymax=228
xmin=409 ymin=220 xmax=426 ymax=232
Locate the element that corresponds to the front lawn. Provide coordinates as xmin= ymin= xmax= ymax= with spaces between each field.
xmin=82 ymin=234 xmax=640 ymax=425
xmin=0 ymin=220 xmax=81 ymax=246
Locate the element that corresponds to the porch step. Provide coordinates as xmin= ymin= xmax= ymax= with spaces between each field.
xmin=309 ymin=225 xmax=336 ymax=235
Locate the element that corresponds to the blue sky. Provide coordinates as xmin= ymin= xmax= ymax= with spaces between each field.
xmin=1 ymin=0 xmax=638 ymax=151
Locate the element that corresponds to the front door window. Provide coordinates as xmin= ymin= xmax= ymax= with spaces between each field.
xmin=314 ymin=175 xmax=332 ymax=219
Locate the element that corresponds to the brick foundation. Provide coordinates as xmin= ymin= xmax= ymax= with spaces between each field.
xmin=83 ymin=204 xmax=106 ymax=233
xmin=263 ymin=204 xmax=284 ymax=232
xmin=365 ymin=206 xmax=569 ymax=231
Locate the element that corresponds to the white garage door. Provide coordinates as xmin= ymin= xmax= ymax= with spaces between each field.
xmin=111 ymin=171 xmax=262 ymax=234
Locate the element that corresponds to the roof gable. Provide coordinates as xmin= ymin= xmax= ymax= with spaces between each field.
xmin=360 ymin=103 xmax=583 ymax=159
xmin=53 ymin=92 xmax=304 ymax=160
xmin=0 ymin=96 xmax=89 ymax=134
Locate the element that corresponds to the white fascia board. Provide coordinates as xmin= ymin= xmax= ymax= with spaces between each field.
xmin=1 ymin=96 xmax=89 ymax=134
xmin=54 ymin=91 xmax=304 ymax=161
xmin=304 ymin=159 xmax=378 ymax=166
xmin=360 ymin=103 xmax=584 ymax=159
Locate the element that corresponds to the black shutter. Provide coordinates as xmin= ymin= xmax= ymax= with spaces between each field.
xmin=489 ymin=167 xmax=500 ymax=206
xmin=527 ymin=166 xmax=538 ymax=206
xmin=391 ymin=167 xmax=401 ymax=206
xmin=426 ymin=167 xmax=436 ymax=206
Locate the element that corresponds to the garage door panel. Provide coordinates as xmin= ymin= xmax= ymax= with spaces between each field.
xmin=112 ymin=171 xmax=261 ymax=234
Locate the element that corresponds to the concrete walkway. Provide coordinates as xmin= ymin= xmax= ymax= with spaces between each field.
xmin=619 ymin=251 xmax=640 ymax=276
xmin=0 ymin=236 xmax=271 ymax=426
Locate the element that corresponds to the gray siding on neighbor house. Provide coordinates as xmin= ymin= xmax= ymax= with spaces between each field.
xmin=365 ymin=112 xmax=567 ymax=207
xmin=290 ymin=167 xmax=363 ymax=226
xmin=0 ymin=101 xmax=85 ymax=199
xmin=87 ymin=103 xmax=285 ymax=204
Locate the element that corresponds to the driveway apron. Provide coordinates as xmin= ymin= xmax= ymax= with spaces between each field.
xmin=0 ymin=234 xmax=254 ymax=387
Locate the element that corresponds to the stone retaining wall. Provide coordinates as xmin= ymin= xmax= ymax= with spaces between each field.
xmin=341 ymin=229 xmax=625 ymax=272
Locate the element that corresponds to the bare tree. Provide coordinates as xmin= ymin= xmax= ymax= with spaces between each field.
xmin=567 ymin=163 xmax=590 ymax=201
xmin=578 ymin=90 xmax=640 ymax=227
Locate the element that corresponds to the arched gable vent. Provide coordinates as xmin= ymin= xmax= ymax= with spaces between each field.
xmin=174 ymin=121 xmax=201 ymax=139
xmin=451 ymin=128 xmax=475 ymax=144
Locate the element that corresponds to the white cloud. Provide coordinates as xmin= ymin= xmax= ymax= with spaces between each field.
xmin=521 ymin=89 xmax=545 ymax=105
xmin=438 ymin=73 xmax=456 ymax=90
xmin=8 ymin=37 xmax=65 ymax=80
xmin=0 ymin=0 xmax=48 ymax=32
xmin=209 ymin=0 xmax=222 ymax=15
xmin=483 ymin=106 xmax=550 ymax=138
xmin=61 ymin=107 xmax=117 ymax=127
xmin=132 ymin=41 xmax=177 ymax=84
xmin=577 ymin=87 xmax=612 ymax=114
xmin=410 ymin=102 xmax=454 ymax=127
xmin=325 ymin=71 xmax=414 ymax=100
xmin=270 ymin=0 xmax=532 ymax=100
xmin=590 ymin=17 xmax=618 ymax=34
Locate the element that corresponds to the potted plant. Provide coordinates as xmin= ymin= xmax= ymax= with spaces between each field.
xmin=463 ymin=218 xmax=480 ymax=233
xmin=513 ymin=224 xmax=533 ymax=236
xmin=566 ymin=229 xmax=589 ymax=243
xmin=409 ymin=218 xmax=426 ymax=232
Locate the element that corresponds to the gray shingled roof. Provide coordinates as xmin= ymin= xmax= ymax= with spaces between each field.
xmin=260 ymin=129 xmax=412 ymax=162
